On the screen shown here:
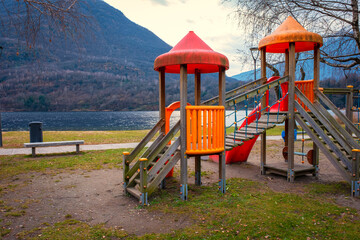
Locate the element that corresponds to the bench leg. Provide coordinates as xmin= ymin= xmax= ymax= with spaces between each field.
xmin=76 ymin=144 xmax=80 ymax=154
xmin=32 ymin=147 xmax=36 ymax=157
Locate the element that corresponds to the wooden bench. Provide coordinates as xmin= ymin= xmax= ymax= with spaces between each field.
xmin=24 ymin=140 xmax=85 ymax=157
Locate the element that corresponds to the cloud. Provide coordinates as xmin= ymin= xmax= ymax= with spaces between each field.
xmin=186 ymin=19 xmax=195 ymax=24
xmin=149 ymin=0 xmax=169 ymax=6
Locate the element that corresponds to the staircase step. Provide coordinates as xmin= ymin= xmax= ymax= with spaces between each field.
xmin=225 ymin=139 xmax=243 ymax=147
xmin=236 ymin=129 xmax=264 ymax=135
xmin=329 ymin=147 xmax=346 ymax=153
xmin=229 ymin=132 xmax=255 ymax=139
xmin=126 ymin=187 xmax=142 ymax=200
xmin=225 ymin=146 xmax=233 ymax=151
xmin=246 ymin=122 xmax=276 ymax=129
xmin=225 ymin=142 xmax=244 ymax=151
xmin=226 ymin=134 xmax=251 ymax=141
xmin=257 ymin=114 xmax=286 ymax=124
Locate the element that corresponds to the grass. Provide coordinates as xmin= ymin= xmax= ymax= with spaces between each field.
xmin=3 ymin=125 xmax=285 ymax=149
xmin=16 ymin=219 xmax=128 ymax=240
xmin=1 ymin=130 xmax=356 ymax=239
xmin=2 ymin=130 xmax=157 ymax=148
xmin=143 ymin=179 xmax=359 ymax=239
xmin=13 ymin=178 xmax=360 ymax=239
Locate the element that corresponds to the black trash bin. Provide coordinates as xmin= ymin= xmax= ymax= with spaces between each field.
xmin=29 ymin=122 xmax=43 ymax=143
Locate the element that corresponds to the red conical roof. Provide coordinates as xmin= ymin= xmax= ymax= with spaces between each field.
xmin=154 ymin=31 xmax=229 ymax=74
xmin=258 ymin=16 xmax=323 ymax=53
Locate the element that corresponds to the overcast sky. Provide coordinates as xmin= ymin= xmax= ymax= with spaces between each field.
xmin=103 ymin=0 xmax=251 ymax=76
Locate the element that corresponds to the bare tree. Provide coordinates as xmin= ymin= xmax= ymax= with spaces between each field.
xmin=225 ymin=0 xmax=360 ymax=72
xmin=0 ymin=0 xmax=88 ymax=48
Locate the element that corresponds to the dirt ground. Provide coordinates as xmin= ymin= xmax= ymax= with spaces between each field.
xmin=1 ymin=140 xmax=360 ymax=239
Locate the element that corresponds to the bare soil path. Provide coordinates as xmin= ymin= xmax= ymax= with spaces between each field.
xmin=1 ymin=140 xmax=360 ymax=239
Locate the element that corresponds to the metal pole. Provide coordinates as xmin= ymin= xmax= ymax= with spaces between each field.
xmin=260 ymin=48 xmax=267 ymax=175
xmin=250 ymin=47 xmax=259 ymax=81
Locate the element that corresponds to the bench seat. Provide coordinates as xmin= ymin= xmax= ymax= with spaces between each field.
xmin=24 ymin=140 xmax=84 ymax=157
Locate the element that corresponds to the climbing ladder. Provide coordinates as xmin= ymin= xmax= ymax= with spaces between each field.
xmin=294 ymin=88 xmax=360 ymax=196
xmin=224 ymin=113 xmax=287 ymax=151
xmin=220 ymin=76 xmax=288 ymax=151
xmin=123 ymin=120 xmax=181 ymax=205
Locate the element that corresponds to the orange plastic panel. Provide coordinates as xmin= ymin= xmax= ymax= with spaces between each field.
xmin=185 ymin=106 xmax=225 ymax=155
xmin=295 ymin=79 xmax=314 ymax=111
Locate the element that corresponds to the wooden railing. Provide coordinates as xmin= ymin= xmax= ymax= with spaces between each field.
xmin=186 ymin=106 xmax=224 ymax=155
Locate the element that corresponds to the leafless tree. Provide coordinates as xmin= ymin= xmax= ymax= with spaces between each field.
xmin=0 ymin=0 xmax=88 ymax=48
xmin=225 ymin=0 xmax=360 ymax=73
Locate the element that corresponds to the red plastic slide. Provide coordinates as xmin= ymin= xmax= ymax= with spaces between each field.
xmin=211 ymin=76 xmax=285 ymax=164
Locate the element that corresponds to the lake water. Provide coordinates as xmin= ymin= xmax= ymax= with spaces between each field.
xmin=1 ymin=111 xmax=247 ymax=131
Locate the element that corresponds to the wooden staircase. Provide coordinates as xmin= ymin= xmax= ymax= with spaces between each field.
xmin=294 ymin=88 xmax=360 ymax=195
xmin=123 ymin=120 xmax=181 ymax=205
xmin=225 ymin=113 xmax=287 ymax=151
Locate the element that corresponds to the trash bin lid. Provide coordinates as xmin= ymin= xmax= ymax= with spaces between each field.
xmin=29 ymin=121 xmax=43 ymax=126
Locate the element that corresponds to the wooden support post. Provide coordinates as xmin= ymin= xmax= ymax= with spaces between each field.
xmin=180 ymin=64 xmax=188 ymax=200
xmin=351 ymin=150 xmax=360 ymax=197
xmin=284 ymin=49 xmax=289 ymax=157
xmin=139 ymin=158 xmax=148 ymax=205
xmin=219 ymin=67 xmax=226 ymax=193
xmin=260 ymin=48 xmax=267 ymax=174
xmin=159 ymin=67 xmax=166 ymax=134
xmin=159 ymin=67 xmax=166 ymax=189
xmin=346 ymin=85 xmax=354 ymax=134
xmin=313 ymin=44 xmax=320 ymax=174
xmin=285 ymin=49 xmax=289 ymax=77
xmin=76 ymin=144 xmax=80 ymax=154
xmin=287 ymin=42 xmax=296 ymax=182
xmin=195 ymin=69 xmax=201 ymax=186
xmin=123 ymin=152 xmax=130 ymax=190
xmin=313 ymin=45 xmax=320 ymax=91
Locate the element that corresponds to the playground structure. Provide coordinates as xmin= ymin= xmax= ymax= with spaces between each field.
xmin=123 ymin=31 xmax=229 ymax=205
xmin=123 ymin=17 xmax=360 ymax=205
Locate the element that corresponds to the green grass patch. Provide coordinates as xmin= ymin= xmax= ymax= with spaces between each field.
xmin=305 ymin=182 xmax=350 ymax=195
xmin=5 ymin=178 xmax=359 ymax=239
xmin=4 ymin=210 xmax=26 ymax=217
xmin=145 ymin=178 xmax=360 ymax=239
xmin=3 ymin=130 xmax=156 ymax=148
xmin=1 ymin=227 xmax=11 ymax=237
xmin=3 ymin=125 xmax=284 ymax=149
xmin=0 ymin=148 xmax=133 ymax=180
xmin=16 ymin=219 xmax=128 ymax=240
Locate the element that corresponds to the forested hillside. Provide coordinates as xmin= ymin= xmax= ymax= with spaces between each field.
xmin=0 ymin=0 xmax=240 ymax=111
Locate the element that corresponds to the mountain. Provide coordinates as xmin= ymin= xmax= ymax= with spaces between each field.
xmin=231 ymin=62 xmax=351 ymax=82
xmin=0 ymin=0 xmax=241 ymax=111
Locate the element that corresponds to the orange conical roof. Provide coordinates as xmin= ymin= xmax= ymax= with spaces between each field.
xmin=154 ymin=31 xmax=229 ymax=74
xmin=258 ymin=16 xmax=323 ymax=53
